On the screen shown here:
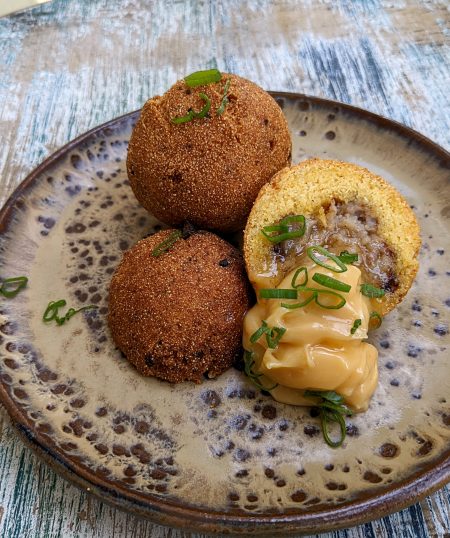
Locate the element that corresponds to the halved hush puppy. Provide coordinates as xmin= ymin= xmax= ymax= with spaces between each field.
xmin=108 ymin=229 xmax=252 ymax=383
xmin=127 ymin=72 xmax=291 ymax=233
xmin=244 ymin=158 xmax=420 ymax=316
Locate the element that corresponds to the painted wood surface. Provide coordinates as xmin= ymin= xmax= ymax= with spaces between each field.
xmin=0 ymin=0 xmax=449 ymax=536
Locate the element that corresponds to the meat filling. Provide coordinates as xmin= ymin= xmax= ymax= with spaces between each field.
xmin=272 ymin=200 xmax=399 ymax=292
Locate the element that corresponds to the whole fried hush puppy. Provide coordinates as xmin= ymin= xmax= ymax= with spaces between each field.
xmin=108 ymin=229 xmax=252 ymax=383
xmin=127 ymin=72 xmax=291 ymax=233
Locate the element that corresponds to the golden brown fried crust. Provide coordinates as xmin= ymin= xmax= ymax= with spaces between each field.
xmin=127 ymin=73 xmax=291 ymax=233
xmin=108 ymin=229 xmax=252 ymax=383
xmin=244 ymin=158 xmax=421 ymax=316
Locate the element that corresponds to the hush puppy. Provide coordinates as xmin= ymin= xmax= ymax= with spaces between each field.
xmin=108 ymin=228 xmax=252 ymax=383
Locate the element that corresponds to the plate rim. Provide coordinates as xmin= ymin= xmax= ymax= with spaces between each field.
xmin=0 ymin=92 xmax=449 ymax=534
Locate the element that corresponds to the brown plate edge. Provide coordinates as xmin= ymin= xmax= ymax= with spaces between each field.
xmin=0 ymin=92 xmax=449 ymax=535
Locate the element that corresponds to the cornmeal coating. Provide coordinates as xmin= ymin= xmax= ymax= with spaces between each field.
xmin=127 ymin=73 xmax=291 ymax=233
xmin=108 ymin=229 xmax=252 ymax=383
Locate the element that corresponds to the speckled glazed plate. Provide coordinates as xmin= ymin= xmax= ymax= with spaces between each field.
xmin=0 ymin=93 xmax=449 ymax=535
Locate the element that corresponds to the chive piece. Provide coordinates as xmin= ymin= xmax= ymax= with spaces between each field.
xmin=243 ymin=350 xmax=278 ymax=391
xmin=282 ymin=286 xmax=346 ymax=310
xmin=313 ymin=289 xmax=346 ymax=310
xmin=192 ymin=92 xmax=211 ymax=118
xmin=217 ymin=78 xmax=231 ymax=115
xmin=261 ymin=215 xmax=306 ymax=244
xmin=171 ymin=93 xmax=212 ymax=124
xmin=306 ymin=246 xmax=347 ymax=273
xmin=291 ymin=267 xmax=308 ymax=288
xmin=281 ymin=289 xmax=316 ymax=309
xmin=312 ymin=273 xmax=351 ymax=292
xmin=350 ymin=319 xmax=362 ymax=335
xmin=304 ymin=389 xmax=353 ymax=448
xmin=338 ymin=251 xmax=358 ymax=264
xmin=43 ymin=300 xmax=97 ymax=326
xmin=369 ymin=311 xmax=382 ymax=329
xmin=0 ymin=276 xmax=28 ymax=298
xmin=361 ymin=283 xmax=386 ymax=298
xmin=151 ymin=230 xmax=182 ymax=257
xmin=260 ymin=288 xmax=298 ymax=300
xmin=250 ymin=320 xmax=286 ymax=349
xmin=250 ymin=321 xmax=269 ymax=344
xmin=184 ymin=69 xmax=222 ymax=88
xmin=266 ymin=326 xmax=286 ymax=349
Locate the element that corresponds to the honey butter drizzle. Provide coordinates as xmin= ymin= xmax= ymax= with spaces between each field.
xmin=243 ymin=217 xmax=385 ymax=447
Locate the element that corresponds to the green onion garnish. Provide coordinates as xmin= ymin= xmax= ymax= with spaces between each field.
xmin=361 ymin=283 xmax=386 ymax=298
xmin=281 ymin=287 xmax=346 ymax=310
xmin=250 ymin=320 xmax=269 ymax=344
xmin=217 ymin=78 xmax=231 ymax=115
xmin=171 ymin=93 xmax=211 ymax=124
xmin=369 ymin=311 xmax=382 ymax=329
xmin=151 ymin=230 xmax=182 ymax=257
xmin=304 ymin=389 xmax=353 ymax=448
xmin=250 ymin=321 xmax=285 ymax=349
xmin=350 ymin=319 xmax=362 ymax=335
xmin=261 ymin=215 xmax=306 ymax=244
xmin=338 ymin=251 xmax=358 ymax=264
xmin=243 ymin=350 xmax=278 ymax=391
xmin=314 ymin=289 xmax=347 ymax=309
xmin=312 ymin=273 xmax=351 ymax=292
xmin=43 ymin=300 xmax=97 ymax=326
xmin=0 ymin=276 xmax=28 ymax=298
xmin=291 ymin=267 xmax=308 ymax=288
xmin=281 ymin=288 xmax=316 ymax=309
xmin=266 ymin=326 xmax=286 ymax=348
xmin=260 ymin=288 xmax=298 ymax=300
xmin=184 ymin=69 xmax=222 ymax=88
xmin=306 ymin=246 xmax=347 ymax=273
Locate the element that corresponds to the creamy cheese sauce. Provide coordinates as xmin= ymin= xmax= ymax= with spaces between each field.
xmin=243 ymin=262 xmax=378 ymax=412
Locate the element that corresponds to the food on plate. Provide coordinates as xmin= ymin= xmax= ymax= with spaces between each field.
xmin=126 ymin=69 xmax=291 ymax=233
xmin=108 ymin=228 xmax=251 ymax=383
xmin=242 ymin=158 xmax=420 ymax=445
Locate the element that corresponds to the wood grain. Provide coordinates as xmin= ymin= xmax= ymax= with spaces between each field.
xmin=0 ymin=0 xmax=449 ymax=536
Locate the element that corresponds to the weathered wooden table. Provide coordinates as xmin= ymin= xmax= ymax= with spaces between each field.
xmin=0 ymin=1 xmax=449 ymax=536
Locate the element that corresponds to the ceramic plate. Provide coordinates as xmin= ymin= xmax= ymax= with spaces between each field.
xmin=0 ymin=93 xmax=449 ymax=535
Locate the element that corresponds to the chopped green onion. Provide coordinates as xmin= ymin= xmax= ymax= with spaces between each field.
xmin=281 ymin=289 xmax=316 ymax=309
xmin=282 ymin=286 xmax=346 ymax=310
xmin=350 ymin=319 xmax=362 ymax=335
xmin=266 ymin=326 xmax=286 ymax=349
xmin=250 ymin=320 xmax=269 ymax=344
xmin=261 ymin=215 xmax=306 ymax=244
xmin=217 ymin=78 xmax=231 ymax=115
xmin=151 ymin=230 xmax=182 ymax=257
xmin=369 ymin=311 xmax=382 ymax=329
xmin=43 ymin=300 xmax=97 ymax=326
xmin=250 ymin=321 xmax=285 ymax=349
xmin=314 ymin=289 xmax=347 ymax=309
xmin=307 ymin=246 xmax=347 ymax=273
xmin=304 ymin=389 xmax=353 ymax=448
xmin=338 ymin=251 xmax=358 ymax=264
xmin=312 ymin=273 xmax=351 ymax=292
xmin=260 ymin=288 xmax=298 ymax=300
xmin=0 ymin=276 xmax=28 ymax=298
xmin=291 ymin=267 xmax=308 ymax=288
xmin=243 ymin=350 xmax=278 ymax=391
xmin=184 ymin=69 xmax=222 ymax=87
xmin=171 ymin=93 xmax=211 ymax=124
xmin=361 ymin=283 xmax=386 ymax=298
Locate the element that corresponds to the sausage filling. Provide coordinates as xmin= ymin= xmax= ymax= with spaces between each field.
xmin=270 ymin=200 xmax=399 ymax=292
